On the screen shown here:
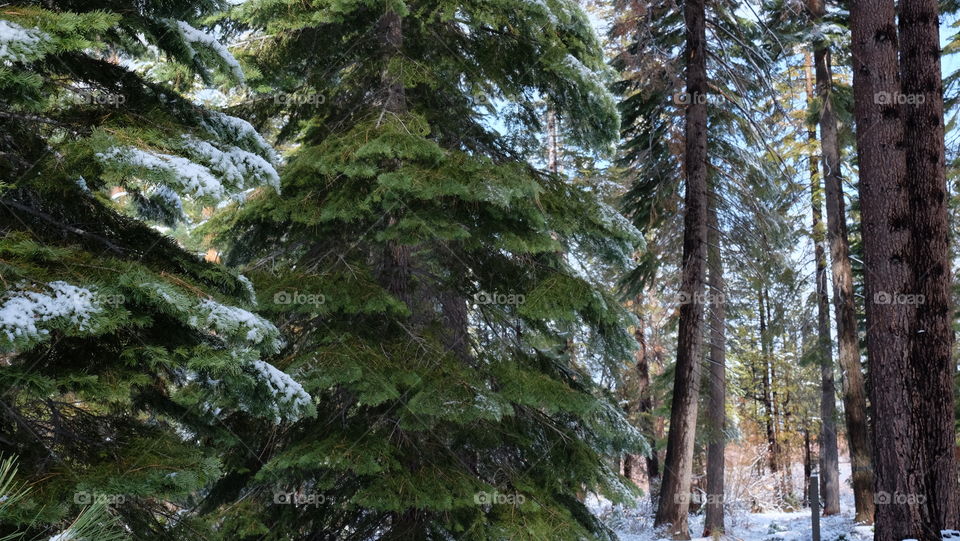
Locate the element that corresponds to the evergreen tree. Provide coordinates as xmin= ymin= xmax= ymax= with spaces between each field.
xmin=0 ymin=2 xmax=308 ymax=538
xmin=194 ymin=0 xmax=647 ymax=538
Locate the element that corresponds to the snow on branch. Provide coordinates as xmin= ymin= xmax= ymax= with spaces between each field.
xmin=193 ymin=299 xmax=284 ymax=353
xmin=172 ymin=20 xmax=245 ymax=82
xmin=0 ymin=19 xmax=49 ymax=62
xmin=183 ymin=135 xmax=280 ymax=192
xmin=204 ymin=111 xmax=280 ymax=166
xmin=97 ymin=146 xmax=225 ymax=199
xmin=0 ymin=281 xmax=103 ymax=346
xmin=247 ymin=359 xmax=313 ymax=422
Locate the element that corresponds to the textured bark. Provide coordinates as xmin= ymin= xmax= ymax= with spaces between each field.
xmin=803 ymin=429 xmax=812 ymax=507
xmin=758 ymin=289 xmax=777 ymax=476
xmin=809 ymin=15 xmax=876 ymax=521
xmin=630 ymin=315 xmax=659 ymax=494
xmin=702 ymin=191 xmax=726 ymax=537
xmin=546 ymin=108 xmax=560 ymax=174
xmin=653 ymin=0 xmax=708 ymax=533
xmin=898 ymin=0 xmax=959 ymax=532
xmin=849 ymin=0 xmax=916 ymax=538
xmin=803 ymin=49 xmax=842 ymax=517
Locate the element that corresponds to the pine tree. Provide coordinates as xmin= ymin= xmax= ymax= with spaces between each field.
xmin=0 ymin=2 xmax=308 ymax=539
xmin=194 ymin=0 xmax=646 ymax=538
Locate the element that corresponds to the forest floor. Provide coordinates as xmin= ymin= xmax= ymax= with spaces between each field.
xmin=591 ymin=459 xmax=875 ymax=541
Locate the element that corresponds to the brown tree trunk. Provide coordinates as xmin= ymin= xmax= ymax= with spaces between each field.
xmin=653 ymin=0 xmax=708 ymax=532
xmin=631 ymin=315 xmax=659 ymax=495
xmin=849 ymin=0 xmax=917 ymax=538
xmin=803 ymin=49 xmax=842 ymax=517
xmin=702 ymin=189 xmax=726 ymax=537
xmin=806 ymin=8 xmax=877 ymax=520
xmin=898 ymin=0 xmax=959 ymax=532
xmin=758 ymin=289 xmax=777 ymax=476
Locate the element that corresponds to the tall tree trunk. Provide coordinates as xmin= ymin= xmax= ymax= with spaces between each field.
xmin=546 ymin=108 xmax=560 ymax=174
xmin=803 ymin=50 xmax=842 ymax=517
xmin=898 ymin=0 xmax=959 ymax=532
xmin=803 ymin=428 xmax=812 ymax=507
xmin=807 ymin=9 xmax=877 ymax=522
xmin=653 ymin=0 xmax=708 ymax=532
xmin=702 ymin=189 xmax=726 ymax=537
xmin=630 ymin=313 xmax=659 ymax=495
xmin=849 ymin=0 xmax=918 ymax=538
xmin=758 ymin=289 xmax=777 ymax=476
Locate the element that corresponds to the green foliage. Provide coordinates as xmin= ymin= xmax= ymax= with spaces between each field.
xmin=188 ymin=0 xmax=646 ymax=537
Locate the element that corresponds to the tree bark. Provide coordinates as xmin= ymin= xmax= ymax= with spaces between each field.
xmin=702 ymin=189 xmax=726 ymax=537
xmin=898 ymin=0 xmax=959 ymax=532
xmin=653 ymin=0 xmax=708 ymax=532
xmin=807 ymin=10 xmax=877 ymax=520
xmin=848 ymin=0 xmax=916 ymax=538
xmin=546 ymin=108 xmax=560 ymax=174
xmin=758 ymin=289 xmax=777 ymax=477
xmin=803 ymin=49 xmax=842 ymax=517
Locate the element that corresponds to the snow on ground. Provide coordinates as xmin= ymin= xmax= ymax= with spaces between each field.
xmin=593 ymin=459 xmax=875 ymax=541
xmin=592 ymin=497 xmax=873 ymax=541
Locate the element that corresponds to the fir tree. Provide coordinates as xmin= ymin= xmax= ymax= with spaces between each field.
xmin=0 ymin=2 xmax=309 ymax=539
xmin=195 ymin=0 xmax=647 ymax=538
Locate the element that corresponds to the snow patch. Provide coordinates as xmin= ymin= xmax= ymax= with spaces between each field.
xmin=0 ymin=19 xmax=49 ymax=62
xmin=193 ymin=299 xmax=283 ymax=351
xmin=248 ymin=359 xmax=313 ymax=422
xmin=97 ymin=146 xmax=225 ymax=199
xmin=172 ymin=20 xmax=245 ymax=82
xmin=204 ymin=111 xmax=279 ymax=165
xmin=0 ymin=281 xmax=102 ymax=343
xmin=182 ymin=135 xmax=280 ymax=191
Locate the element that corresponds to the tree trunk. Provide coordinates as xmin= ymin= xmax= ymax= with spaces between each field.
xmin=702 ymin=189 xmax=726 ymax=537
xmin=803 ymin=428 xmax=812 ymax=507
xmin=631 ymin=314 xmax=659 ymax=495
xmin=803 ymin=49 xmax=842 ymax=517
xmin=849 ymin=0 xmax=917 ymax=538
xmin=758 ymin=289 xmax=777 ymax=476
xmin=546 ymin=108 xmax=560 ymax=174
xmin=807 ymin=10 xmax=877 ymax=521
xmin=653 ymin=0 xmax=708 ymax=532
xmin=898 ymin=0 xmax=959 ymax=532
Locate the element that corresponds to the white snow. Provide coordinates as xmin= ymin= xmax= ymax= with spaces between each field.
xmin=598 ymin=460 xmax=875 ymax=541
xmin=172 ymin=20 xmax=245 ymax=82
xmin=148 ymin=184 xmax=185 ymax=214
xmin=193 ymin=299 xmax=283 ymax=351
xmin=248 ymin=359 xmax=313 ymax=422
xmin=97 ymin=146 xmax=225 ymax=199
xmin=48 ymin=529 xmax=79 ymax=541
xmin=0 ymin=281 xmax=102 ymax=343
xmin=0 ymin=19 xmax=49 ymax=62
xmin=204 ymin=111 xmax=280 ymax=165
xmin=182 ymin=135 xmax=280 ymax=191
xmin=237 ymin=275 xmax=257 ymax=304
